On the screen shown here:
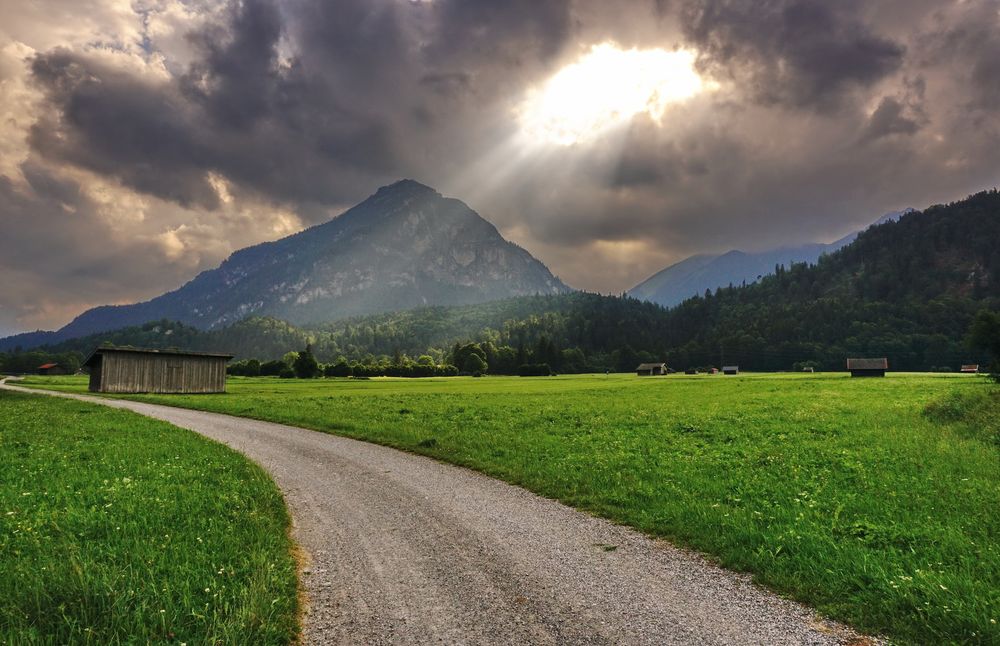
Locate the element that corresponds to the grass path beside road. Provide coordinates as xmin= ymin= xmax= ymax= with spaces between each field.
xmin=0 ymin=389 xmax=298 ymax=645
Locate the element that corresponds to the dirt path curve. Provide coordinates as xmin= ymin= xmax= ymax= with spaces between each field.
xmin=2 ymin=380 xmax=873 ymax=645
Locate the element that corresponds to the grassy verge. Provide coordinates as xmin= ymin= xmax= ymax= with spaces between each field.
xmin=924 ymin=386 xmax=1000 ymax=447
xmin=0 ymin=390 xmax=298 ymax=645
xmin=20 ymin=373 xmax=1000 ymax=644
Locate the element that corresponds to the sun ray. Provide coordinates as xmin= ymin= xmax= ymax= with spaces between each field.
xmin=518 ymin=43 xmax=710 ymax=146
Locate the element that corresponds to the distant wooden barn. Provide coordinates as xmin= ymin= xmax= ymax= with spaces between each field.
xmin=37 ymin=362 xmax=66 ymax=375
xmin=636 ymin=362 xmax=667 ymax=376
xmin=84 ymin=347 xmax=232 ymax=394
xmin=961 ymin=364 xmax=980 ymax=373
xmin=722 ymin=365 xmax=739 ymax=375
xmin=847 ymin=358 xmax=888 ymax=378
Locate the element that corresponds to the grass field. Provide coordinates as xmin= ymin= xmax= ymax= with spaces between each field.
xmin=18 ymin=372 xmax=1000 ymax=644
xmin=0 ymin=390 xmax=298 ymax=645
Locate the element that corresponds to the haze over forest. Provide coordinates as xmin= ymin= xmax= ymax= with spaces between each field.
xmin=3 ymin=0 xmax=1000 ymax=336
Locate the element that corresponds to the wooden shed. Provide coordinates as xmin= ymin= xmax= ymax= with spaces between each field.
xmin=847 ymin=357 xmax=888 ymax=378
xmin=636 ymin=362 xmax=667 ymax=376
xmin=83 ymin=346 xmax=232 ymax=394
xmin=722 ymin=365 xmax=739 ymax=375
xmin=37 ymin=362 xmax=67 ymax=375
xmin=960 ymin=364 xmax=980 ymax=373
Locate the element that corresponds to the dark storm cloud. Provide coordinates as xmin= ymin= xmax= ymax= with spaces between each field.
xmin=181 ymin=0 xmax=284 ymax=129
xmin=862 ymin=97 xmax=921 ymax=141
xmin=28 ymin=0 xmax=406 ymax=212
xmin=611 ymin=120 xmax=712 ymax=189
xmin=3 ymin=162 xmax=159 ymax=283
xmin=25 ymin=0 xmax=574 ymax=218
xmin=919 ymin=0 xmax=1000 ymax=113
xmin=680 ymin=0 xmax=904 ymax=108
xmin=971 ymin=46 xmax=1000 ymax=110
xmin=423 ymin=0 xmax=570 ymax=70
xmin=30 ymin=48 xmax=222 ymax=210
xmin=0 ymin=159 xmax=202 ymax=334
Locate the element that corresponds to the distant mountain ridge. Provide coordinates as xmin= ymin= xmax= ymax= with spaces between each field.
xmin=628 ymin=210 xmax=912 ymax=307
xmin=0 ymin=180 xmax=568 ymax=350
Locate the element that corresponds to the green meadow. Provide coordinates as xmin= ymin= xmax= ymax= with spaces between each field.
xmin=17 ymin=372 xmax=1000 ymax=644
xmin=0 ymin=391 xmax=298 ymax=645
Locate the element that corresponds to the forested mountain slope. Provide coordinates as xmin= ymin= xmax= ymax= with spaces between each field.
xmin=628 ymin=211 xmax=910 ymax=307
xmin=657 ymin=190 xmax=999 ymax=370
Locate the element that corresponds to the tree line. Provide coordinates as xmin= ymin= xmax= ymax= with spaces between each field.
xmin=0 ymin=350 xmax=84 ymax=375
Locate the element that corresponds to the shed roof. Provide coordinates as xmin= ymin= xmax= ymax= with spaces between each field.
xmin=846 ymin=358 xmax=888 ymax=370
xmin=722 ymin=365 xmax=739 ymax=371
xmin=84 ymin=346 xmax=233 ymax=367
xmin=38 ymin=362 xmax=58 ymax=369
xmin=636 ymin=363 xmax=667 ymax=370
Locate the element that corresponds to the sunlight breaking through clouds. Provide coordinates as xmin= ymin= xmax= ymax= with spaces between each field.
xmin=518 ymin=43 xmax=710 ymax=146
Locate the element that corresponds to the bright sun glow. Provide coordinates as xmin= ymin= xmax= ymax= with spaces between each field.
xmin=519 ymin=43 xmax=708 ymax=146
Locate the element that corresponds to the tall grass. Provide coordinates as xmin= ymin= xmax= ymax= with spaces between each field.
xmin=924 ymin=386 xmax=1000 ymax=447
xmin=0 ymin=391 xmax=298 ymax=645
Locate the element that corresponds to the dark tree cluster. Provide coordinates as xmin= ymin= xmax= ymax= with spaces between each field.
xmin=0 ymin=350 xmax=83 ymax=375
xmin=968 ymin=309 xmax=1000 ymax=380
xmin=226 ymin=346 xmax=459 ymax=379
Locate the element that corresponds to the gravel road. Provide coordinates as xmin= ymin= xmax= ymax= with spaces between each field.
xmin=3 ymin=380 xmax=874 ymax=645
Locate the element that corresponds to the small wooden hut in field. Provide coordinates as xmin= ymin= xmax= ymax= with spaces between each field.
xmin=84 ymin=346 xmax=232 ymax=394
xmin=37 ymin=362 xmax=66 ymax=375
xmin=960 ymin=364 xmax=980 ymax=373
xmin=847 ymin=357 xmax=888 ymax=378
xmin=636 ymin=362 xmax=667 ymax=376
xmin=722 ymin=365 xmax=739 ymax=375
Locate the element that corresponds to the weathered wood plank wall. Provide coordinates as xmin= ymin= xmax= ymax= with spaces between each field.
xmin=95 ymin=352 xmax=227 ymax=393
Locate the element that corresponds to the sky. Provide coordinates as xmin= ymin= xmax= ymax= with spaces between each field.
xmin=1 ymin=0 xmax=999 ymax=336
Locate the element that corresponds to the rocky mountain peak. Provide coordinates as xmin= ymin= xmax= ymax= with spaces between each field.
xmin=374 ymin=178 xmax=439 ymax=198
xmin=28 ymin=180 xmax=570 ymax=343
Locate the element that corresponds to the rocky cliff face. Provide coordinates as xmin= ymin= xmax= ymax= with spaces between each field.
xmin=48 ymin=180 xmax=569 ymax=340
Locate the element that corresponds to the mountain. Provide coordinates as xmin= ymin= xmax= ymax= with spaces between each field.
xmin=1 ymin=180 xmax=568 ymax=350
xmin=628 ymin=210 xmax=912 ymax=307
xmin=20 ymin=188 xmax=998 ymax=374
xmin=0 ymin=329 xmax=60 ymax=353
xmin=7 ymin=191 xmax=997 ymax=372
